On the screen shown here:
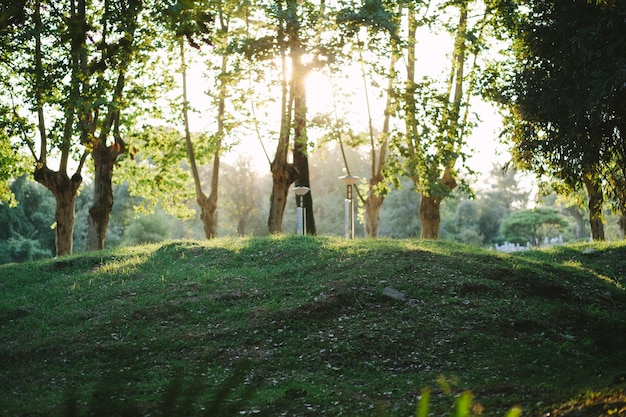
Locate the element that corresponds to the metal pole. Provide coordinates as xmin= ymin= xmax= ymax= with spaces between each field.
xmin=293 ymin=186 xmax=310 ymax=236
xmin=301 ymin=196 xmax=307 ymax=235
xmin=297 ymin=204 xmax=304 ymax=235
xmin=339 ymin=175 xmax=359 ymax=239
xmin=344 ymin=196 xmax=350 ymax=239
xmin=348 ymin=184 xmax=354 ymax=239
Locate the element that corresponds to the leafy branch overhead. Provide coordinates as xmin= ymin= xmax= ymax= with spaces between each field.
xmin=162 ymin=0 xmax=215 ymax=48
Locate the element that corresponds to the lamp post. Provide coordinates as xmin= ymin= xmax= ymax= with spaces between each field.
xmin=293 ymin=186 xmax=310 ymax=235
xmin=339 ymin=175 xmax=359 ymax=239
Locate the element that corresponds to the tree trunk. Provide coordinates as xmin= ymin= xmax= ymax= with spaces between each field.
xmin=34 ymin=166 xmax=81 ymax=256
xmin=364 ymin=191 xmax=384 ymax=238
xmin=199 ymin=13 xmax=231 ymax=239
xmin=87 ymin=143 xmax=116 ymax=250
xmin=268 ymin=162 xmax=298 ymax=233
xmin=360 ymin=38 xmax=396 ymax=238
xmin=180 ymin=39 xmax=222 ymax=239
xmin=583 ymin=175 xmax=605 ymax=240
xmin=83 ymin=0 xmax=138 ymax=251
xmin=86 ymin=103 xmax=126 ymax=251
xmin=237 ymin=218 xmax=246 ymax=237
xmin=268 ymin=14 xmax=296 ymax=234
xmin=419 ymin=167 xmax=457 ymax=240
xmin=419 ymin=195 xmax=441 ymax=239
xmin=292 ymin=50 xmax=316 ymax=235
xmin=416 ymin=3 xmax=466 ymax=240
xmin=566 ymin=206 xmax=587 ymax=239
xmin=31 ymin=0 xmax=84 ymax=257
xmin=198 ymin=194 xmax=218 ymax=238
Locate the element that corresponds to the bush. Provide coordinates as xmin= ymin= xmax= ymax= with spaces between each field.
xmin=0 ymin=235 xmax=52 ymax=264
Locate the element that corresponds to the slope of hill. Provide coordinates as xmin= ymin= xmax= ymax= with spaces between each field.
xmin=1 ymin=236 xmax=625 ymax=417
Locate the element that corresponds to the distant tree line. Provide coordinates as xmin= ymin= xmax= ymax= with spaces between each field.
xmin=4 ymin=144 xmax=625 ymax=264
xmin=1 ymin=0 xmax=624 ymax=257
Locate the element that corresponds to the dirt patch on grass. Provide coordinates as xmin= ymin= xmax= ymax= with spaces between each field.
xmin=292 ymin=283 xmax=364 ymax=319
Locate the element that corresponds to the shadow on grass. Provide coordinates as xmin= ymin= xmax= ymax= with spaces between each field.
xmin=63 ymin=360 xmax=256 ymax=417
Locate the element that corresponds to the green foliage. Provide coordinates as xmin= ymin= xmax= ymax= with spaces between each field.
xmin=476 ymin=202 xmax=506 ymax=244
xmin=378 ymin=177 xmax=421 ymax=238
xmin=416 ymin=388 xmax=430 ymax=417
xmin=384 ymin=0 xmax=484 ymax=208
xmin=117 ymin=126 xmax=196 ymax=218
xmin=0 ymin=175 xmax=55 ymax=263
xmin=0 ymin=236 xmax=51 ymax=264
xmin=336 ymin=0 xmax=399 ymax=40
xmin=160 ymin=0 xmax=215 ymax=49
xmin=501 ymin=207 xmax=569 ymax=245
xmin=490 ymin=0 xmax=626 ymax=206
xmin=122 ymin=208 xmax=184 ymax=245
xmin=0 ymin=108 xmax=27 ymax=206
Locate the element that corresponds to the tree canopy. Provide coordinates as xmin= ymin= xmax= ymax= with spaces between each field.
xmin=2 ymin=0 xmax=625 ymax=255
xmin=489 ymin=0 xmax=626 ymax=240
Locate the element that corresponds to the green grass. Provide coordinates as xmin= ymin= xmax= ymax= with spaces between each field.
xmin=1 ymin=235 xmax=625 ymax=417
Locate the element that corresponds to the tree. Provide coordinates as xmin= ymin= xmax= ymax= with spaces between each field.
xmin=0 ymin=0 xmax=160 ymax=255
xmin=335 ymin=0 xmax=399 ymax=238
xmin=389 ymin=0 xmax=488 ymax=239
xmin=0 ymin=2 xmax=29 ymax=207
xmin=249 ymin=0 xmax=332 ymax=234
xmin=470 ymin=163 xmax=529 ymax=244
xmin=476 ymin=200 xmax=506 ymax=244
xmin=0 ymin=0 xmax=87 ymax=256
xmin=164 ymin=0 xmax=226 ymax=239
xmin=488 ymin=0 xmax=626 ymax=241
xmin=541 ymin=181 xmax=590 ymax=240
xmin=501 ymin=207 xmax=569 ymax=246
xmin=85 ymin=0 xmax=154 ymax=252
xmin=116 ymin=126 xmax=196 ymax=219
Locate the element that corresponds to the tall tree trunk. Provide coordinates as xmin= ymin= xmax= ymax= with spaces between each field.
xmin=86 ymin=75 xmax=127 ymax=250
xmin=420 ymin=167 xmax=458 ymax=240
xmin=292 ymin=49 xmax=316 ymax=235
xmin=34 ymin=166 xmax=82 ymax=256
xmin=583 ymin=174 xmax=605 ymax=241
xmin=419 ymin=3 xmax=467 ymax=239
xmin=180 ymin=39 xmax=221 ymax=239
xmin=87 ymin=142 xmax=115 ymax=250
xmin=237 ymin=218 xmax=246 ymax=237
xmin=85 ymin=0 xmax=139 ymax=250
xmin=86 ymin=119 xmax=126 ymax=250
xmin=268 ymin=19 xmax=297 ymax=234
xmin=32 ymin=0 xmax=85 ymax=256
xmin=361 ymin=32 xmax=397 ymax=238
xmin=269 ymin=163 xmax=299 ymax=233
xmin=198 ymin=195 xmax=218 ymax=238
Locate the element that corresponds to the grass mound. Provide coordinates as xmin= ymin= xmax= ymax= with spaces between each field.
xmin=1 ymin=236 xmax=625 ymax=416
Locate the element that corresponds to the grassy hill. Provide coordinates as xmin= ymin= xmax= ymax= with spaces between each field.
xmin=1 ymin=236 xmax=625 ymax=417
